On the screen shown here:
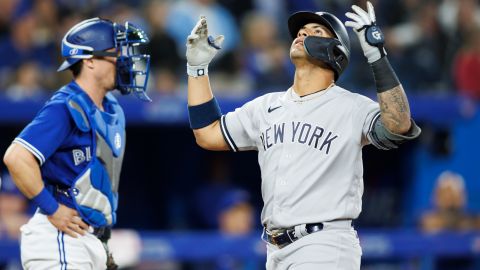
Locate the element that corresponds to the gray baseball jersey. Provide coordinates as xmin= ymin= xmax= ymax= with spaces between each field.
xmin=220 ymin=85 xmax=381 ymax=229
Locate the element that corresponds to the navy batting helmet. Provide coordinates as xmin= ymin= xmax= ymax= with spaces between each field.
xmin=288 ymin=11 xmax=350 ymax=80
xmin=58 ymin=18 xmax=151 ymax=101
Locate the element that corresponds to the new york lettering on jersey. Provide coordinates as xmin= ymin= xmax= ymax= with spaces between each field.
xmin=259 ymin=121 xmax=338 ymax=154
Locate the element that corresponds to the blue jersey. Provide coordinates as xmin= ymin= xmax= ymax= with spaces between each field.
xmin=14 ymin=81 xmax=122 ymax=210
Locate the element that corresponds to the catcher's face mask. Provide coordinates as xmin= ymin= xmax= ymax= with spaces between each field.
xmin=114 ymin=22 xmax=151 ymax=101
xmin=58 ymin=18 xmax=151 ymax=102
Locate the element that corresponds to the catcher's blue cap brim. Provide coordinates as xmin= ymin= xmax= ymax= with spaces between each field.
xmin=57 ymin=58 xmax=81 ymax=72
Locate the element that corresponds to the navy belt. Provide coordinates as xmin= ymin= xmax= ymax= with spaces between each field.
xmin=262 ymin=220 xmax=353 ymax=249
xmin=44 ymin=185 xmax=76 ymax=209
xmin=262 ymin=223 xmax=324 ymax=249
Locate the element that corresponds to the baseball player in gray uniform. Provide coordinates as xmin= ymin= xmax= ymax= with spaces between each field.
xmin=185 ymin=2 xmax=421 ymax=269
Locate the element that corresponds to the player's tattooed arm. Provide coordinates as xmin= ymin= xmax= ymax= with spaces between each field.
xmin=377 ymin=85 xmax=412 ymax=134
xmin=346 ymin=1 xmax=419 ymax=138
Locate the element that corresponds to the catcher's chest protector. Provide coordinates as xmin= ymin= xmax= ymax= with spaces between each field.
xmin=61 ymin=84 xmax=126 ymax=227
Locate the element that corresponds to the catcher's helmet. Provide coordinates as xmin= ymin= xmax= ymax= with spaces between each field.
xmin=288 ymin=11 xmax=350 ymax=80
xmin=58 ymin=18 xmax=151 ymax=101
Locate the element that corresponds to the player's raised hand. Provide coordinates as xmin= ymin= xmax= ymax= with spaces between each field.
xmin=345 ymin=1 xmax=386 ymax=63
xmin=47 ymin=204 xmax=89 ymax=238
xmin=186 ymin=16 xmax=224 ymax=77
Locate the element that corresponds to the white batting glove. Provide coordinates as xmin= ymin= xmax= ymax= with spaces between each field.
xmin=186 ymin=16 xmax=224 ymax=77
xmin=345 ymin=1 xmax=386 ymax=63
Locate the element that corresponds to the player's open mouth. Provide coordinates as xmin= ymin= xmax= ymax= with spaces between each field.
xmin=294 ymin=39 xmax=304 ymax=46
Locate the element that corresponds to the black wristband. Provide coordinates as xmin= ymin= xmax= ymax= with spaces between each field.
xmin=370 ymin=57 xmax=400 ymax=93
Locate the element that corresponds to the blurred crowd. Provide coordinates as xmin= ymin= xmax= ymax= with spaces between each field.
xmin=420 ymin=171 xmax=480 ymax=232
xmin=0 ymin=0 xmax=480 ymax=100
xmin=1 ymin=1 xmax=480 ymax=269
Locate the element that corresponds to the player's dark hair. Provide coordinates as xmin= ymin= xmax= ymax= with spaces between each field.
xmin=69 ymin=61 xmax=83 ymax=78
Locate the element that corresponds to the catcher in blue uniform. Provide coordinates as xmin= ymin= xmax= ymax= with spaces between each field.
xmin=3 ymin=18 xmax=150 ymax=270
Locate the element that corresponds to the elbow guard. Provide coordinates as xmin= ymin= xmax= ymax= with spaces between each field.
xmin=367 ymin=114 xmax=421 ymax=150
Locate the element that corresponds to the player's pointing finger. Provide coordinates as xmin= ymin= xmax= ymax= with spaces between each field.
xmin=351 ymin=5 xmax=370 ymax=24
xmin=367 ymin=1 xmax=376 ymax=23
xmin=191 ymin=17 xmax=204 ymax=35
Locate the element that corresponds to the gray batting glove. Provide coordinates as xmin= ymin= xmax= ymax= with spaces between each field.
xmin=345 ymin=1 xmax=386 ymax=63
xmin=186 ymin=16 xmax=224 ymax=77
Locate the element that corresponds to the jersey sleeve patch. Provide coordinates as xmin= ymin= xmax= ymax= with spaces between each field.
xmin=220 ymin=115 xmax=238 ymax=152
